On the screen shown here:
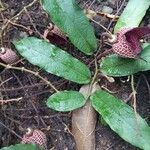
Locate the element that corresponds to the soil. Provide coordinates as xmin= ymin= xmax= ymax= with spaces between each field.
xmin=0 ymin=0 xmax=150 ymax=150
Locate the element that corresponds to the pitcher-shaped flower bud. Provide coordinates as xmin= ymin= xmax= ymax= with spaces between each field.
xmin=21 ymin=128 xmax=47 ymax=150
xmin=0 ymin=47 xmax=19 ymax=64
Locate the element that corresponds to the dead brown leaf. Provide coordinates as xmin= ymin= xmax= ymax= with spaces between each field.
xmin=72 ymin=83 xmax=100 ymax=150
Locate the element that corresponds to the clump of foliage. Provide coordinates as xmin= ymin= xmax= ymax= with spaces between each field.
xmin=1 ymin=0 xmax=150 ymax=149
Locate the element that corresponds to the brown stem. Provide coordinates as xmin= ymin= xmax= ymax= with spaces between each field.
xmin=102 ymin=32 xmax=117 ymax=43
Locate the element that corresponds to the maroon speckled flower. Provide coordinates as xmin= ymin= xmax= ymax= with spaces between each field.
xmin=105 ymin=27 xmax=150 ymax=58
xmin=21 ymin=128 xmax=47 ymax=150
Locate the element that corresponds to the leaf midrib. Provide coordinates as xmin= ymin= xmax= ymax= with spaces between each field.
xmin=54 ymin=0 xmax=95 ymax=52
xmin=24 ymin=46 xmax=89 ymax=81
xmin=102 ymin=52 xmax=150 ymax=75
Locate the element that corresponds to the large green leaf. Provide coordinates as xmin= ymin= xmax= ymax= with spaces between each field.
xmin=47 ymin=91 xmax=86 ymax=112
xmin=114 ymin=0 xmax=150 ymax=33
xmin=0 ymin=144 xmax=41 ymax=150
xmin=41 ymin=0 xmax=97 ymax=55
xmin=100 ymin=44 xmax=150 ymax=77
xmin=14 ymin=37 xmax=91 ymax=84
xmin=91 ymin=90 xmax=150 ymax=150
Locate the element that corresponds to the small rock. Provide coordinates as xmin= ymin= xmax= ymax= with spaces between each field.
xmin=19 ymin=31 xmax=28 ymax=38
xmin=10 ymin=9 xmax=15 ymax=16
xmin=102 ymin=6 xmax=113 ymax=14
xmin=107 ymin=0 xmax=116 ymax=6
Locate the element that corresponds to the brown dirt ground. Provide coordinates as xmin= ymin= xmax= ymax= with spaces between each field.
xmin=0 ymin=0 xmax=150 ymax=150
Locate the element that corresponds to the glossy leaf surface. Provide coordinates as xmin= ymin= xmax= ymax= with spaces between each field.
xmin=100 ymin=44 xmax=150 ymax=77
xmin=41 ymin=0 xmax=97 ymax=55
xmin=0 ymin=144 xmax=41 ymax=150
xmin=114 ymin=0 xmax=150 ymax=32
xmin=91 ymin=90 xmax=150 ymax=150
xmin=47 ymin=91 xmax=86 ymax=112
xmin=14 ymin=37 xmax=91 ymax=84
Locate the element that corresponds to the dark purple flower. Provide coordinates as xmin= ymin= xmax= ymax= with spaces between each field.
xmin=108 ymin=27 xmax=150 ymax=58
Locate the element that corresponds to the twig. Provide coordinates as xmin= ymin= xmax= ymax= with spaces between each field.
xmin=0 ymin=0 xmax=5 ymax=11
xmin=0 ymin=62 xmax=58 ymax=92
xmin=106 ymin=139 xmax=121 ymax=150
xmin=0 ymin=121 xmax=22 ymax=139
xmin=131 ymin=75 xmax=142 ymax=137
xmin=0 ymin=76 xmax=9 ymax=101
xmin=88 ymin=0 xmax=96 ymax=9
xmin=24 ymin=8 xmax=44 ymax=38
xmin=88 ymin=48 xmax=113 ymax=67
xmin=107 ymin=0 xmax=126 ymax=31
xmin=90 ymin=18 xmax=112 ymax=34
xmin=87 ymin=58 xmax=99 ymax=99
xmin=124 ymin=92 xmax=134 ymax=103
xmin=4 ymin=115 xmax=21 ymax=125
xmin=12 ymin=72 xmax=42 ymax=127
xmin=0 ymin=97 xmax=22 ymax=104
xmin=0 ymin=83 xmax=46 ymax=91
xmin=90 ymin=58 xmax=98 ymax=86
xmin=0 ymin=77 xmax=13 ymax=87
xmin=82 ymin=0 xmax=91 ymax=9
xmin=1 ymin=0 xmax=37 ymax=45
xmin=9 ymin=21 xmax=32 ymax=32
xmin=101 ymin=85 xmax=117 ymax=94
xmin=25 ymin=73 xmax=47 ymax=128
xmin=131 ymin=75 xmax=137 ymax=113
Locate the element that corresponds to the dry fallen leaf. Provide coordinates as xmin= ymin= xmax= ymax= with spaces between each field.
xmin=72 ymin=83 xmax=100 ymax=150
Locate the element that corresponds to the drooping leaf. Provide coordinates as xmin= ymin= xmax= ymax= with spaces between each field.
xmin=14 ymin=37 xmax=91 ymax=84
xmin=0 ymin=144 xmax=41 ymax=150
xmin=41 ymin=0 xmax=97 ymax=55
xmin=114 ymin=0 xmax=150 ymax=33
xmin=91 ymin=90 xmax=150 ymax=150
xmin=100 ymin=44 xmax=150 ymax=77
xmin=47 ymin=91 xmax=86 ymax=112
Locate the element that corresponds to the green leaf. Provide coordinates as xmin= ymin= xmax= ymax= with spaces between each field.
xmin=91 ymin=90 xmax=150 ymax=150
xmin=14 ymin=37 xmax=91 ymax=84
xmin=114 ymin=0 xmax=150 ymax=33
xmin=47 ymin=91 xmax=86 ymax=112
xmin=41 ymin=0 xmax=97 ymax=55
xmin=100 ymin=44 xmax=150 ymax=77
xmin=0 ymin=144 xmax=41 ymax=150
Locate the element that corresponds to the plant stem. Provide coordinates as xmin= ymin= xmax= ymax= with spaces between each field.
xmin=131 ymin=75 xmax=137 ymax=113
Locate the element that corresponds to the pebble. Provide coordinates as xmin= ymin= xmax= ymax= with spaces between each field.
xmin=102 ymin=6 xmax=113 ymax=14
xmin=107 ymin=0 xmax=116 ymax=6
xmin=19 ymin=31 xmax=28 ymax=38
